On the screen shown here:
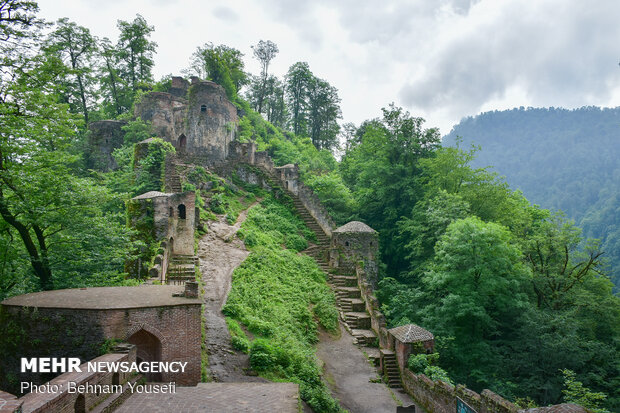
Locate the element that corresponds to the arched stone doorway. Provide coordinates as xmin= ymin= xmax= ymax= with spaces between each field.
xmin=128 ymin=329 xmax=162 ymax=382
xmin=178 ymin=134 xmax=187 ymax=151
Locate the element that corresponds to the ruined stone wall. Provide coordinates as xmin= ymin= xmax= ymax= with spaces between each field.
xmin=228 ymin=141 xmax=335 ymax=237
xmin=85 ymin=120 xmax=126 ymax=171
xmin=134 ymin=92 xmax=187 ymax=146
xmin=0 ymin=304 xmax=201 ymax=392
xmin=166 ymin=192 xmax=196 ymax=256
xmin=185 ymin=81 xmax=237 ymax=163
xmin=400 ymin=370 xmax=527 ymax=413
xmin=129 ymin=191 xmax=195 ymax=257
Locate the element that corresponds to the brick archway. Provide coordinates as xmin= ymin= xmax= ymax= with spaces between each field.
xmin=128 ymin=328 xmax=162 ymax=382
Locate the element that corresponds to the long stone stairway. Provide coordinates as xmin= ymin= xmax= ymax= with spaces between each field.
xmin=288 ymin=192 xmax=382 ymax=367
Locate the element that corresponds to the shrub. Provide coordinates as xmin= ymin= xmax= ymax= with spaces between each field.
xmin=250 ymin=339 xmax=276 ymax=371
xmin=408 ymin=352 xmax=453 ymax=384
xmin=285 ymin=233 xmax=308 ymax=252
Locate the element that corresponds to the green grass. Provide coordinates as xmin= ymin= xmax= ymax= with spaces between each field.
xmin=224 ymin=195 xmax=343 ymax=412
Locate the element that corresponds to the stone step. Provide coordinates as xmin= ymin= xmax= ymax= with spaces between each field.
xmin=336 ymin=287 xmax=361 ymax=299
xmin=91 ymin=374 xmax=143 ymax=413
xmin=166 ymin=276 xmax=196 ymax=285
xmin=170 ymin=254 xmax=198 ymax=263
xmin=351 ymin=329 xmax=377 ymax=346
xmin=362 ymin=347 xmax=380 ymax=366
xmin=348 ymin=299 xmax=366 ymax=312
xmin=345 ymin=312 xmax=371 ymax=329
xmin=331 ymin=275 xmax=357 ymax=287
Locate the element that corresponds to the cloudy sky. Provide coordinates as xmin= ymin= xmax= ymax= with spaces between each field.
xmin=37 ymin=0 xmax=620 ymax=135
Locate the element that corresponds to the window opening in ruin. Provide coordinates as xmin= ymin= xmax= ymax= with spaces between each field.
xmin=112 ymin=372 xmax=120 ymax=386
xmin=200 ymin=104 xmax=207 ymax=112
xmin=169 ymin=207 xmax=174 ymax=217
xmin=74 ymin=394 xmax=86 ymax=413
xmin=345 ymin=241 xmax=350 ymax=247
xmin=178 ymin=204 xmax=186 ymax=219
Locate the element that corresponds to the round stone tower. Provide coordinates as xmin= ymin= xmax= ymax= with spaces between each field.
xmin=330 ymin=221 xmax=379 ymax=287
xmin=185 ymin=81 xmax=238 ymax=163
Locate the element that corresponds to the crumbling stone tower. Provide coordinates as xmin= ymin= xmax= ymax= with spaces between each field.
xmin=185 ymin=79 xmax=237 ymax=162
xmin=330 ymin=221 xmax=379 ymax=287
xmin=132 ymin=76 xmax=238 ymax=166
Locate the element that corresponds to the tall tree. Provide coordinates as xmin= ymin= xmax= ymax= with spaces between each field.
xmin=44 ymin=18 xmax=97 ymax=125
xmin=98 ymin=36 xmax=128 ymax=116
xmin=307 ymin=76 xmax=341 ymax=150
xmin=285 ymin=61 xmax=312 ymax=136
xmin=0 ymin=53 xmax=134 ymax=293
xmin=264 ymin=75 xmax=287 ymax=128
xmin=524 ymin=215 xmax=606 ymax=310
xmin=340 ymin=105 xmax=440 ymax=275
xmin=421 ymin=217 xmax=530 ymax=388
xmin=251 ymin=39 xmax=278 ymax=114
xmin=187 ymin=43 xmax=247 ymax=99
xmin=116 ymin=14 xmax=157 ymax=92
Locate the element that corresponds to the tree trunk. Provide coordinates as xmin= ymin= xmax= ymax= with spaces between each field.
xmin=0 ymin=197 xmax=53 ymax=290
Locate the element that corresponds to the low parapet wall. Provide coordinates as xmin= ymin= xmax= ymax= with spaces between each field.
xmin=17 ymin=348 xmax=137 ymax=413
xmin=227 ymin=141 xmax=335 ymax=237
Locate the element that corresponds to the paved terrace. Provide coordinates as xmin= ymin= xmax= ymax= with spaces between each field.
xmin=1 ymin=285 xmax=202 ymax=309
xmin=116 ymin=382 xmax=299 ymax=413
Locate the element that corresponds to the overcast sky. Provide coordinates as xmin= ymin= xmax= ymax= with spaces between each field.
xmin=37 ymin=0 xmax=620 ymax=135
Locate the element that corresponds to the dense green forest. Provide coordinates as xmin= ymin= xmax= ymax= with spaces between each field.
xmin=443 ymin=107 xmax=620 ymax=290
xmin=0 ymin=2 xmax=618 ymax=412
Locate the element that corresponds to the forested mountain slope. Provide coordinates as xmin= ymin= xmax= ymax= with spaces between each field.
xmin=443 ymin=107 xmax=620 ymax=289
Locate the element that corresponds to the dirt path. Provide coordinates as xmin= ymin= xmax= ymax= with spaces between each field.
xmin=317 ymin=324 xmax=417 ymax=413
xmin=199 ymin=204 xmax=267 ymax=383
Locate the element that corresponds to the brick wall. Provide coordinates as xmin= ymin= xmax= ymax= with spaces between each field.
xmin=0 ymin=304 xmax=201 ymax=394
xmin=17 ymin=350 xmax=136 ymax=413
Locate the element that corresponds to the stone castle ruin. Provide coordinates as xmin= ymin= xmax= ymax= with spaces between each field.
xmin=0 ymin=76 xmax=588 ymax=413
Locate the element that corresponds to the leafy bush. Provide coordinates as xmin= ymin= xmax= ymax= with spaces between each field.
xmin=226 ymin=319 xmax=251 ymax=353
xmin=249 ymin=338 xmax=276 ymax=371
xmin=408 ymin=353 xmax=453 ymax=384
xmin=224 ymin=195 xmax=342 ymax=412
xmin=285 ymin=233 xmax=307 ymax=251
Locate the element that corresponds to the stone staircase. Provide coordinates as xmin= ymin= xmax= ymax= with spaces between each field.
xmin=291 ymin=197 xmax=330 ymax=246
xmin=167 ymin=254 xmax=198 ymax=284
xmin=165 ymin=154 xmax=183 ymax=193
xmin=258 ymin=165 xmax=384 ymax=375
xmin=381 ymin=349 xmax=402 ymax=388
